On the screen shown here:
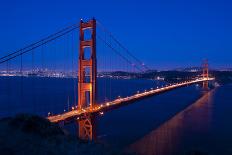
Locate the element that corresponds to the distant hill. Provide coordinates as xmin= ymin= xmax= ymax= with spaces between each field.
xmin=100 ymin=70 xmax=232 ymax=84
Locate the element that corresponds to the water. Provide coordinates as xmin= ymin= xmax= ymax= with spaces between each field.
xmin=0 ymin=76 xmax=165 ymax=117
xmin=95 ymin=84 xmax=203 ymax=149
xmin=0 ymin=77 xmax=231 ymax=154
xmin=125 ymin=85 xmax=232 ymax=155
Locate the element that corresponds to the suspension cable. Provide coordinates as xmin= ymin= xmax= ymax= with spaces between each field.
xmin=0 ymin=26 xmax=79 ymax=64
xmin=97 ymin=35 xmax=143 ymax=72
xmin=97 ymin=21 xmax=150 ymax=71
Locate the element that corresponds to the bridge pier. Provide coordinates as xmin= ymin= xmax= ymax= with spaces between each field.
xmin=77 ymin=113 xmax=96 ymax=141
xmin=203 ymin=81 xmax=209 ymax=90
xmin=202 ymin=81 xmax=209 ymax=90
xmin=202 ymin=60 xmax=209 ymax=90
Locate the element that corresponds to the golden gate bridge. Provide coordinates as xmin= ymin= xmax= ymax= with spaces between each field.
xmin=0 ymin=18 xmax=214 ymax=141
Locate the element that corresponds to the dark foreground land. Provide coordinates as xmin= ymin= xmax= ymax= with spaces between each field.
xmin=0 ymin=114 xmax=117 ymax=155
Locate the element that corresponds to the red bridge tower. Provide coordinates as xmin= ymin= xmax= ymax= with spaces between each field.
xmin=78 ymin=18 xmax=97 ymax=140
xmin=202 ymin=59 xmax=209 ymax=89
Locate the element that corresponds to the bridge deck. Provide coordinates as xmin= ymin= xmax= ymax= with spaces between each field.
xmin=47 ymin=78 xmax=214 ymax=123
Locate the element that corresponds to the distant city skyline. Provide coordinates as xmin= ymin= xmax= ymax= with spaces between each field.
xmin=0 ymin=0 xmax=231 ymax=69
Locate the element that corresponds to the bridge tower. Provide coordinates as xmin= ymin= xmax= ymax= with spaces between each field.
xmin=202 ymin=60 xmax=209 ymax=89
xmin=78 ymin=18 xmax=97 ymax=110
xmin=77 ymin=18 xmax=97 ymax=140
xmin=78 ymin=114 xmax=96 ymax=141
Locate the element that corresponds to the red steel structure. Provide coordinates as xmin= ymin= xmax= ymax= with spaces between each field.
xmin=202 ymin=59 xmax=209 ymax=89
xmin=78 ymin=19 xmax=97 ymax=140
xmin=78 ymin=18 xmax=97 ymax=110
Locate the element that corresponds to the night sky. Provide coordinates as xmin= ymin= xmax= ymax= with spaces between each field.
xmin=0 ymin=0 xmax=231 ymax=70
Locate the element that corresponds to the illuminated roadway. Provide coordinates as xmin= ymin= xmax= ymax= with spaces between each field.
xmin=47 ymin=78 xmax=214 ymax=123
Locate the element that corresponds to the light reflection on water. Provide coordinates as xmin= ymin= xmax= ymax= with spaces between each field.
xmin=94 ymin=84 xmax=204 ymax=150
xmin=125 ymin=89 xmax=214 ymax=155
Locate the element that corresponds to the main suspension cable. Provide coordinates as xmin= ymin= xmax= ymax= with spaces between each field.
xmin=0 ymin=25 xmax=79 ymax=64
xmin=97 ymin=21 xmax=150 ymax=71
xmin=97 ymin=35 xmax=143 ymax=72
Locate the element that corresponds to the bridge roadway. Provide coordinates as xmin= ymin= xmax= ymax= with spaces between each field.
xmin=47 ymin=78 xmax=214 ymax=123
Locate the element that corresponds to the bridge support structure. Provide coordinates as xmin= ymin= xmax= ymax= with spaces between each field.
xmin=77 ymin=18 xmax=97 ymax=140
xmin=77 ymin=114 xmax=96 ymax=141
xmin=202 ymin=60 xmax=209 ymax=89
xmin=78 ymin=18 xmax=97 ymax=110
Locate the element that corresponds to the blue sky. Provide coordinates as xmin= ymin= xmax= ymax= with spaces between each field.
xmin=0 ymin=0 xmax=231 ymax=69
